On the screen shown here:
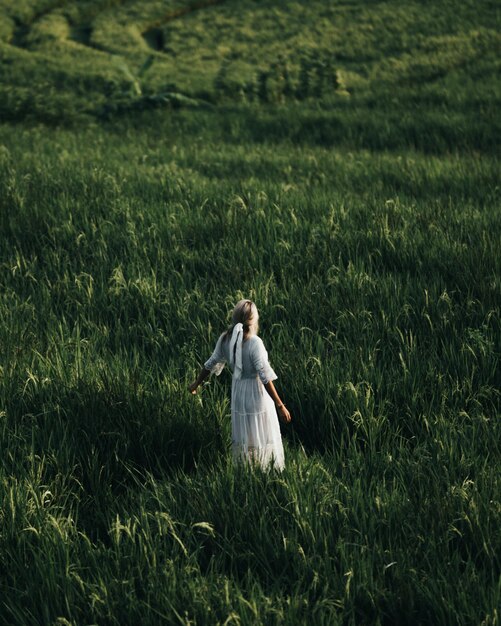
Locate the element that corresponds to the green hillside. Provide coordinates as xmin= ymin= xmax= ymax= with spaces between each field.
xmin=0 ymin=1 xmax=500 ymax=625
xmin=1 ymin=0 xmax=500 ymax=134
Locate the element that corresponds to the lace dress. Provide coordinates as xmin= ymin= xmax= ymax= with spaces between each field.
xmin=204 ymin=333 xmax=285 ymax=471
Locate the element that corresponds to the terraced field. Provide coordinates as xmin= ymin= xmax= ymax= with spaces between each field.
xmin=1 ymin=0 xmax=500 ymax=127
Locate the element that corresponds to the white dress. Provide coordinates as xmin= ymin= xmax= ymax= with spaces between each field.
xmin=204 ymin=333 xmax=285 ymax=471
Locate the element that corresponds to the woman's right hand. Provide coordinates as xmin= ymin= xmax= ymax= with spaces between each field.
xmin=188 ymin=382 xmax=198 ymax=395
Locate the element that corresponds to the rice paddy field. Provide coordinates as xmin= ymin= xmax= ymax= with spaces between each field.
xmin=0 ymin=0 xmax=500 ymax=624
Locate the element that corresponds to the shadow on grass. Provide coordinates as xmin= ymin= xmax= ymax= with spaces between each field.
xmin=3 ymin=375 xmax=233 ymax=539
xmin=110 ymin=99 xmax=500 ymax=155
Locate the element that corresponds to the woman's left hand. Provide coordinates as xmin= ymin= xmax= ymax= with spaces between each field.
xmin=278 ymin=405 xmax=292 ymax=423
xmin=188 ymin=382 xmax=198 ymax=395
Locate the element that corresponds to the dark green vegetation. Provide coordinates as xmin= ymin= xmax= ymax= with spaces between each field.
xmin=1 ymin=0 xmax=500 ymax=624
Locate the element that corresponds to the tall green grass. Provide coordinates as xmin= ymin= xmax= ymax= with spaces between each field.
xmin=0 ymin=111 xmax=499 ymax=624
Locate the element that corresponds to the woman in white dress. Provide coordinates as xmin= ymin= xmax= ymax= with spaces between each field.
xmin=189 ymin=299 xmax=291 ymax=470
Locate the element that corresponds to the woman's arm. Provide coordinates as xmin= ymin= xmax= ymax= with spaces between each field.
xmin=264 ymin=380 xmax=292 ymax=423
xmin=188 ymin=367 xmax=211 ymax=394
xmin=190 ymin=333 xmax=226 ymax=394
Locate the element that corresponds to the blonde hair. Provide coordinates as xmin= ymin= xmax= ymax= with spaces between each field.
xmin=224 ymin=299 xmax=259 ymax=342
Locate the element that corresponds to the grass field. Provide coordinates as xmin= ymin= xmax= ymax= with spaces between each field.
xmin=0 ymin=1 xmax=500 ymax=624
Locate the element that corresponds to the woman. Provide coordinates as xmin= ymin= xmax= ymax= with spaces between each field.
xmin=189 ymin=299 xmax=291 ymax=470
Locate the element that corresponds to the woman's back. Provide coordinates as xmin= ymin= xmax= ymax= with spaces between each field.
xmin=214 ymin=334 xmax=277 ymax=384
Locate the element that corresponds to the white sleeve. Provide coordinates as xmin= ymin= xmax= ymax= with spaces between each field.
xmin=250 ymin=337 xmax=277 ymax=385
xmin=204 ymin=334 xmax=226 ymax=376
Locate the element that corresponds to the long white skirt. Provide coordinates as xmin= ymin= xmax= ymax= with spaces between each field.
xmin=231 ymin=376 xmax=285 ymax=471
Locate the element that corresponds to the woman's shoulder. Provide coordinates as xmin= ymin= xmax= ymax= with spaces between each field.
xmin=218 ymin=330 xmax=228 ymax=340
xmin=214 ymin=331 xmax=228 ymax=347
xmin=247 ymin=334 xmax=265 ymax=350
xmin=247 ymin=334 xmax=262 ymax=342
